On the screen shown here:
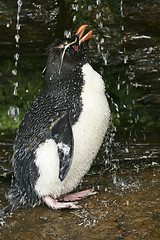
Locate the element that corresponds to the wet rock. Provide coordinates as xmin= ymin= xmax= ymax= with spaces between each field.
xmin=122 ymin=0 xmax=160 ymax=108
xmin=123 ymin=0 xmax=160 ymax=35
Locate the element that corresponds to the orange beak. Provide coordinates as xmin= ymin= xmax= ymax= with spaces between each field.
xmin=75 ymin=25 xmax=92 ymax=44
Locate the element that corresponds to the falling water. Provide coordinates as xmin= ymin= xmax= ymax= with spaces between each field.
xmin=15 ymin=0 xmax=23 ymax=49
xmin=8 ymin=0 xmax=22 ymax=122
xmin=12 ymin=0 xmax=23 ymax=76
xmin=12 ymin=0 xmax=23 ymax=81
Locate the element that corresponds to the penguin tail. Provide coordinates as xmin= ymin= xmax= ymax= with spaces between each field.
xmin=0 ymin=185 xmax=25 ymax=215
xmin=0 ymin=184 xmax=40 ymax=215
xmin=0 ymin=204 xmax=13 ymax=215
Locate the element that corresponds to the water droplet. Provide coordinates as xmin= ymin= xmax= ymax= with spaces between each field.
xmin=8 ymin=106 xmax=19 ymax=122
xmin=125 ymin=147 xmax=129 ymax=153
xmin=14 ymin=53 xmax=19 ymax=61
xmin=72 ymin=3 xmax=79 ymax=11
xmin=64 ymin=30 xmax=71 ymax=38
xmin=13 ymin=82 xmax=18 ymax=95
xmin=121 ymin=25 xmax=124 ymax=31
xmin=124 ymin=55 xmax=128 ymax=64
xmin=98 ymin=22 xmax=103 ymax=28
xmin=73 ymin=15 xmax=76 ymax=22
xmin=96 ymin=12 xmax=101 ymax=20
xmin=102 ymin=52 xmax=109 ymax=65
xmin=88 ymin=5 xmax=92 ymax=11
xmin=113 ymin=174 xmax=117 ymax=184
xmin=96 ymin=0 xmax=101 ymax=5
xmin=12 ymin=69 xmax=17 ymax=76
xmin=15 ymin=34 xmax=20 ymax=44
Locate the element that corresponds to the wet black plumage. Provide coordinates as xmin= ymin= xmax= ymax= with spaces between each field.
xmin=4 ymin=35 xmax=89 ymax=212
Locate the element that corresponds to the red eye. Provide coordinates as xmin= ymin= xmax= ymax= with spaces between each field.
xmin=74 ymin=46 xmax=78 ymax=51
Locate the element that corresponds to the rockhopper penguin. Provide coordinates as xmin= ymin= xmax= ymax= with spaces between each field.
xmin=5 ymin=25 xmax=110 ymax=211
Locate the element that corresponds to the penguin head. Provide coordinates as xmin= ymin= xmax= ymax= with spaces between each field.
xmin=45 ymin=25 xmax=92 ymax=84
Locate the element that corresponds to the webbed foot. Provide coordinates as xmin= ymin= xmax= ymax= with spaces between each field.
xmin=42 ymin=195 xmax=80 ymax=210
xmin=59 ymin=189 xmax=97 ymax=202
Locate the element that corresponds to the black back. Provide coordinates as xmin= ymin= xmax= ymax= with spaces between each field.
xmin=6 ymin=36 xmax=89 ymax=210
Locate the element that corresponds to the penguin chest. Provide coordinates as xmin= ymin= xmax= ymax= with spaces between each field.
xmin=61 ymin=63 xmax=110 ymax=193
xmin=35 ymin=63 xmax=110 ymax=198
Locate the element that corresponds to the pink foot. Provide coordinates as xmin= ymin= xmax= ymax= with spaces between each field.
xmin=59 ymin=189 xmax=97 ymax=202
xmin=42 ymin=196 xmax=80 ymax=210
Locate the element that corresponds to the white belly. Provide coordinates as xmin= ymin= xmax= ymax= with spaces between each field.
xmin=35 ymin=63 xmax=110 ymax=198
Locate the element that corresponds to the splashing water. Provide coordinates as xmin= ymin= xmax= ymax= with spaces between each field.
xmin=104 ymin=119 xmax=118 ymax=168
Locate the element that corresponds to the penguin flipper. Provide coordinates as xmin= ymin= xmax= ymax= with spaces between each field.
xmin=51 ymin=112 xmax=74 ymax=181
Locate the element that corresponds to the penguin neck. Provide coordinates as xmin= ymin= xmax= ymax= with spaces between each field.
xmin=45 ymin=63 xmax=84 ymax=100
